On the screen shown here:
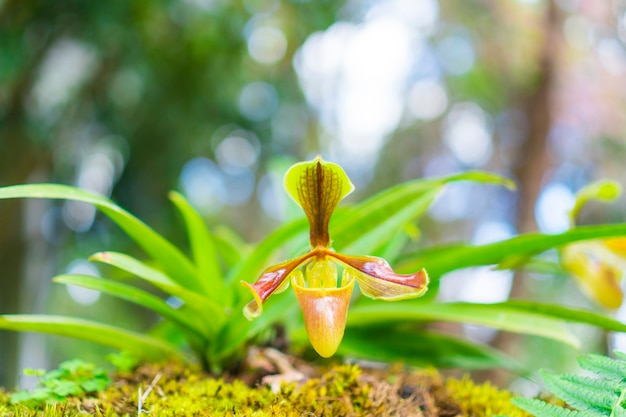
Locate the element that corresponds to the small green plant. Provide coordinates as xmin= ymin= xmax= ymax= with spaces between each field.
xmin=2 ymin=157 xmax=626 ymax=373
xmin=9 ymin=359 xmax=110 ymax=408
xmin=512 ymin=351 xmax=626 ymax=416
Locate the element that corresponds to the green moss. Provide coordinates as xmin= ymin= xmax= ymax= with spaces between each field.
xmin=1 ymin=362 xmax=533 ymax=417
xmin=446 ymin=376 xmax=531 ymax=417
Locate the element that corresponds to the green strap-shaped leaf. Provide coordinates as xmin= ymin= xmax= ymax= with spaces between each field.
xmin=347 ymin=301 xmax=581 ymax=348
xmin=501 ymin=301 xmax=626 ymax=333
xmin=169 ymin=191 xmax=224 ymax=300
xmin=0 ymin=184 xmax=200 ymax=292
xmin=213 ymin=290 xmax=298 ymax=362
xmin=213 ymin=225 xmax=248 ymax=269
xmin=0 ymin=315 xmax=189 ymax=362
xmin=338 ymin=327 xmax=524 ymax=371
xmin=53 ymin=274 xmax=208 ymax=339
xmin=398 ymin=223 xmax=626 ymax=279
xmin=228 ymin=217 xmax=309 ymax=286
xmin=89 ymin=251 xmax=225 ymax=336
xmin=331 ymin=170 xmax=514 ymax=257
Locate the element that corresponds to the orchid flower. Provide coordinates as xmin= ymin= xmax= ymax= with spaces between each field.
xmin=560 ymin=180 xmax=625 ymax=309
xmin=561 ymin=239 xmax=626 ymax=309
xmin=241 ymin=157 xmax=429 ymax=357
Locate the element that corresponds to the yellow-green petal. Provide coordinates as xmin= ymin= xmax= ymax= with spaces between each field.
xmin=561 ymin=241 xmax=624 ymax=309
xmin=292 ymin=267 xmax=355 ymax=358
xmin=569 ymin=180 xmax=622 ymax=226
xmin=283 ymin=156 xmax=354 ymax=248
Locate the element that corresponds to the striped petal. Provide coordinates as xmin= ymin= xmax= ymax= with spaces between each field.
xmin=330 ymin=253 xmax=429 ymax=300
xmin=241 ymin=252 xmax=314 ymax=320
xmin=283 ymin=156 xmax=354 ymax=248
xmin=291 ymin=268 xmax=355 ymax=357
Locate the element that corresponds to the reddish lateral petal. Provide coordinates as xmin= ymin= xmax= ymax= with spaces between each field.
xmin=330 ymin=253 xmax=429 ymax=300
xmin=292 ymin=270 xmax=355 ymax=358
xmin=241 ymin=252 xmax=314 ymax=320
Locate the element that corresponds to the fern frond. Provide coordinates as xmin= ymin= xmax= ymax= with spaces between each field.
xmin=511 ymin=397 xmax=585 ymax=417
xmin=513 ymin=353 xmax=626 ymax=417
xmin=578 ymin=354 xmax=626 ymax=382
xmin=612 ymin=404 xmax=626 ymax=417
xmin=541 ymin=370 xmax=618 ymax=412
xmin=559 ymin=374 xmax=621 ymax=393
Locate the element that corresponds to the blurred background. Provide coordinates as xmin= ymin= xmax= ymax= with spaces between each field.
xmin=2 ymin=0 xmax=626 ymax=391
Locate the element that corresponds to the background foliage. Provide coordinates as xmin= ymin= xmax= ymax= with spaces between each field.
xmin=2 ymin=0 xmax=626 ymax=393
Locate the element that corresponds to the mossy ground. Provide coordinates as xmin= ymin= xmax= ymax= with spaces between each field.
xmin=0 ymin=358 xmax=531 ymax=417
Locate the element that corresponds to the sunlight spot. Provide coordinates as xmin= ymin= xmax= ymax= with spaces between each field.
xmin=258 ymin=172 xmax=287 ymax=220
xmin=65 ymin=260 xmax=101 ymax=305
xmin=535 ymin=183 xmax=575 ymax=234
xmin=407 ymin=79 xmax=448 ymax=120
xmin=216 ymin=135 xmax=259 ymax=169
xmin=429 ymin=182 xmax=475 ymax=222
xmin=247 ymin=25 xmax=288 ymax=65
xmin=220 ymin=167 xmax=256 ymax=206
xmin=366 ymin=0 xmax=439 ymax=33
xmin=563 ymin=16 xmax=593 ymax=50
xmin=437 ymin=35 xmax=474 ymax=75
xmin=443 ymin=103 xmax=493 ymax=166
xmin=239 ymin=81 xmax=279 ymax=121
xmin=30 ymin=39 xmax=97 ymax=119
xmin=180 ymin=157 xmax=225 ymax=215
xmin=473 ymin=221 xmax=515 ymax=245
xmin=597 ymin=38 xmax=626 ymax=76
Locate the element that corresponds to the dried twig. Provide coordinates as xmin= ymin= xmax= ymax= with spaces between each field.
xmin=137 ymin=372 xmax=163 ymax=416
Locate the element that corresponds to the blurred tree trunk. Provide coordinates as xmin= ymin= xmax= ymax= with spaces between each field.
xmin=0 ymin=17 xmax=53 ymax=388
xmin=482 ymin=0 xmax=559 ymax=386
xmin=0 ymin=131 xmax=42 ymax=390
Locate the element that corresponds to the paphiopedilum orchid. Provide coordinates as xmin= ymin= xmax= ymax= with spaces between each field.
xmin=561 ymin=180 xmax=625 ymax=309
xmin=241 ymin=157 xmax=429 ymax=357
xmin=561 ymin=239 xmax=626 ymax=309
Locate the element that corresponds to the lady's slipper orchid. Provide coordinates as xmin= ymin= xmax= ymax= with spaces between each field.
xmin=560 ymin=180 xmax=626 ymax=309
xmin=241 ymin=157 xmax=429 ymax=357
xmin=561 ymin=239 xmax=626 ymax=309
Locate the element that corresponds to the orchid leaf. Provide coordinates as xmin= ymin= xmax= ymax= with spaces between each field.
xmin=398 ymin=223 xmax=626 ymax=280
xmin=227 ymin=217 xmax=308 ymax=286
xmin=52 ymin=274 xmax=207 ymax=339
xmin=330 ymin=171 xmax=514 ymax=256
xmin=339 ymin=327 xmax=524 ymax=371
xmin=213 ymin=225 xmax=248 ymax=269
xmin=347 ymin=301 xmax=581 ymax=348
xmin=214 ymin=290 xmax=298 ymax=362
xmin=169 ymin=191 xmax=224 ymax=299
xmin=0 ymin=184 xmax=200 ymax=292
xmin=0 ymin=315 xmax=188 ymax=362
xmin=89 ymin=251 xmax=225 ymax=335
